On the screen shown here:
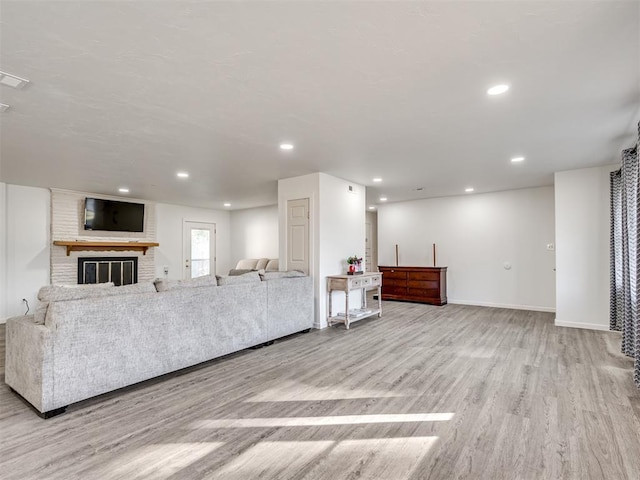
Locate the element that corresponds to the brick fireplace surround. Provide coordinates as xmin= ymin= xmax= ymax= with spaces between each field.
xmin=50 ymin=189 xmax=157 ymax=285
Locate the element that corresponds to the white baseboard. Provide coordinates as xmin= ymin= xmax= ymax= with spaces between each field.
xmin=554 ymin=320 xmax=611 ymax=331
xmin=448 ymin=299 xmax=555 ymax=313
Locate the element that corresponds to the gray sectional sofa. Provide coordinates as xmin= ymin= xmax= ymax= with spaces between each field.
xmin=5 ymin=272 xmax=313 ymax=417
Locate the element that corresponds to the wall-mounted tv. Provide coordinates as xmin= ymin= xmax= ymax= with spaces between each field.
xmin=84 ymin=198 xmax=145 ymax=232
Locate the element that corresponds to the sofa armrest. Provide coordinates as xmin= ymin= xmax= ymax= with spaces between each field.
xmin=5 ymin=315 xmax=53 ymax=413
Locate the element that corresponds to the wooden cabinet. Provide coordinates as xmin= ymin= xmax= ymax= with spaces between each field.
xmin=378 ymin=266 xmax=447 ymax=305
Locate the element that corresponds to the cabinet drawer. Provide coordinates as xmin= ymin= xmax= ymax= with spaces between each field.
xmin=408 ymin=271 xmax=440 ymax=281
xmin=385 ymin=278 xmax=407 ymax=288
xmin=408 ymin=288 xmax=440 ymax=298
xmin=328 ymin=278 xmax=348 ymax=290
xmin=349 ymin=278 xmax=362 ymax=288
xmin=383 ymin=286 xmax=407 ymax=296
xmin=380 ymin=270 xmax=407 ymax=280
xmin=361 ymin=277 xmax=372 ymax=287
xmin=407 ymin=280 xmax=439 ymax=289
xmin=369 ymin=275 xmax=381 ymax=286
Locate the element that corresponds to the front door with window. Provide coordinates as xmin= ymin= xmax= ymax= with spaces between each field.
xmin=183 ymin=221 xmax=216 ymax=279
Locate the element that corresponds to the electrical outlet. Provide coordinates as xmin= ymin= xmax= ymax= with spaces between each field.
xmin=163 ymin=266 xmax=169 ymax=275
xmin=546 ymin=243 xmax=555 ymax=251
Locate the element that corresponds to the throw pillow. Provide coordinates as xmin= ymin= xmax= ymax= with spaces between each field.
xmin=235 ymin=259 xmax=260 ymax=270
xmin=255 ymin=258 xmax=270 ymax=270
xmin=265 ymin=259 xmax=279 ymax=271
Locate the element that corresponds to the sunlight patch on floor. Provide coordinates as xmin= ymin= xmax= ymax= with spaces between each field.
xmin=213 ymin=441 xmax=334 ymax=480
xmin=212 ymin=437 xmax=438 ymax=479
xmin=98 ymin=442 xmax=222 ymax=479
xmin=245 ymin=380 xmax=408 ymax=402
xmin=191 ymin=412 xmax=454 ymax=429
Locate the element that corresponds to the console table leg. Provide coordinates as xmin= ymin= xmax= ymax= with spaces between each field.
xmin=345 ymin=291 xmax=350 ymax=329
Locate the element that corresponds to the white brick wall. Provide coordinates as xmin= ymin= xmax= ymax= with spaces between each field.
xmin=51 ymin=189 xmax=157 ymax=285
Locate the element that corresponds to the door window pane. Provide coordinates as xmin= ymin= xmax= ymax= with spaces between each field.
xmin=191 ymin=229 xmax=210 ymax=278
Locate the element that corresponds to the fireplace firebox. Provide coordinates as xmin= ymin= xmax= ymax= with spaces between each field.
xmin=78 ymin=257 xmax=138 ymax=286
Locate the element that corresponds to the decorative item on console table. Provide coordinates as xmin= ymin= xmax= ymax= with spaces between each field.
xmin=378 ymin=266 xmax=447 ymax=305
xmin=347 ymin=255 xmax=363 ymax=275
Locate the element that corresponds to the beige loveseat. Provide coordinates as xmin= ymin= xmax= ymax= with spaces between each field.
xmin=233 ymin=257 xmax=279 ymax=273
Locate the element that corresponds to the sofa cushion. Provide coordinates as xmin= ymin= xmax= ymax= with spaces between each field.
xmin=260 ymin=270 xmax=306 ymax=280
xmin=265 ymin=259 xmax=279 ymax=271
xmin=154 ymin=275 xmax=218 ymax=292
xmin=105 ymin=282 xmax=157 ymax=296
xmin=235 ymin=259 xmax=259 ymax=270
xmin=216 ymin=271 xmax=261 ymax=286
xmin=37 ymin=283 xmax=115 ymax=302
xmin=33 ymin=301 xmax=48 ymax=325
xmin=228 ymin=269 xmax=254 ymax=276
xmin=255 ymin=258 xmax=270 ymax=270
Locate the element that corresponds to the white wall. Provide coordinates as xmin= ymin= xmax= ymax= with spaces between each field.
xmin=2 ymin=184 xmax=50 ymax=322
xmin=278 ymin=173 xmax=321 ymax=323
xmin=230 ymin=205 xmax=278 ymax=266
xmin=155 ymin=203 xmax=232 ymax=279
xmin=278 ymin=173 xmax=366 ymax=328
xmin=366 ymin=210 xmax=378 ymax=272
xmin=555 ymin=165 xmax=618 ymax=330
xmin=0 ymin=186 xmax=232 ymax=322
xmin=0 ymin=183 xmax=6 ymax=321
xmin=378 ymin=186 xmax=556 ymax=311
xmin=318 ymin=173 xmax=366 ymax=326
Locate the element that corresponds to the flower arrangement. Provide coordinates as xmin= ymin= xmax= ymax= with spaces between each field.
xmin=347 ymin=255 xmax=362 ymax=265
xmin=347 ymin=255 xmax=363 ymax=274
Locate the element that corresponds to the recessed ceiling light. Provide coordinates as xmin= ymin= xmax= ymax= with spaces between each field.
xmin=373 ymin=178 xmax=382 ymax=183
xmin=118 ymin=188 xmax=129 ymax=193
xmin=177 ymin=172 xmax=189 ymax=178
xmin=380 ymin=197 xmax=388 ymax=202
xmin=487 ymin=84 xmax=509 ymax=96
xmin=465 ymin=187 xmax=474 ymax=193
xmin=368 ymin=206 xmax=376 ymax=210
xmin=280 ymin=143 xmax=294 ymax=150
xmin=0 ymin=103 xmax=9 ymax=113
xmin=223 ymin=203 xmax=231 ymax=207
xmin=511 ymin=156 xmax=525 ymax=163
xmin=0 ymin=71 xmax=29 ymax=89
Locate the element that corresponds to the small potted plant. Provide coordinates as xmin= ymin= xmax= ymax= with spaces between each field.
xmin=347 ymin=255 xmax=363 ymax=275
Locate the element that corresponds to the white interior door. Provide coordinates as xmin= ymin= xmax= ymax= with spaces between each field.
xmin=183 ymin=221 xmax=216 ymax=279
xmin=365 ymin=221 xmax=373 ymax=272
xmin=287 ymin=198 xmax=309 ymax=274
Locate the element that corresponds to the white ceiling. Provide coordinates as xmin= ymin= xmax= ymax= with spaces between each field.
xmin=1 ymin=1 xmax=638 ymax=210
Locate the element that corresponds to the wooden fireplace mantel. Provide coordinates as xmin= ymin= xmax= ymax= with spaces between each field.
xmin=53 ymin=241 xmax=160 ymax=256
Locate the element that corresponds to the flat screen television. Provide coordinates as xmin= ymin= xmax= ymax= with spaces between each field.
xmin=84 ymin=198 xmax=145 ymax=232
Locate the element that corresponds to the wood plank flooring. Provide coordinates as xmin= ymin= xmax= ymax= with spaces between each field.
xmin=1 ymin=300 xmax=640 ymax=479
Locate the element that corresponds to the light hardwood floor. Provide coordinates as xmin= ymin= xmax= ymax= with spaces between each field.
xmin=2 ymin=300 xmax=640 ymax=480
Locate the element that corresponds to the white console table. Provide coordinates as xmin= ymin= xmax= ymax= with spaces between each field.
xmin=326 ymin=272 xmax=383 ymax=329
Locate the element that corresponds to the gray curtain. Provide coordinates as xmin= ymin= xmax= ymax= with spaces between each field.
xmin=610 ymin=169 xmax=623 ymax=331
xmin=611 ymin=121 xmax=640 ymax=387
